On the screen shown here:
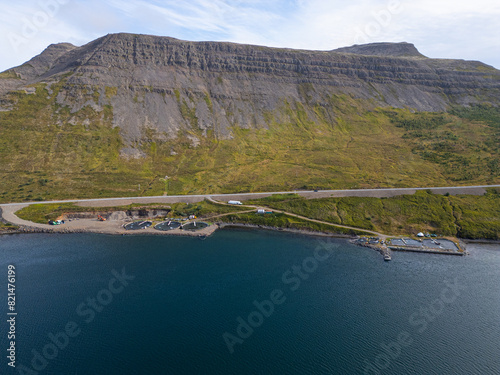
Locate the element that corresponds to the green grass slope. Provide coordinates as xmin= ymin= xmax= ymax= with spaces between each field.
xmin=0 ymin=82 xmax=499 ymax=203
xmin=248 ymin=189 xmax=500 ymax=240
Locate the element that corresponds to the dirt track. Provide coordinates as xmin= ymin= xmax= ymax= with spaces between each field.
xmin=1 ymin=185 xmax=498 ymax=238
xmin=0 ymin=205 xmax=217 ymax=236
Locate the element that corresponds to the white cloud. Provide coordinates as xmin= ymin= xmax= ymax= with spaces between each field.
xmin=0 ymin=0 xmax=499 ymax=72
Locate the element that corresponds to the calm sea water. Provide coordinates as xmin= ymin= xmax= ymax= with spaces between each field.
xmin=0 ymin=229 xmax=499 ymax=375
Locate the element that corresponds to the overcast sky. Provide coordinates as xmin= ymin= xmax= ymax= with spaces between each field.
xmin=1 ymin=0 xmax=499 ymax=72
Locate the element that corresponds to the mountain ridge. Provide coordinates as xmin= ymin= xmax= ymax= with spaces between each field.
xmin=1 ymin=33 xmax=499 ymax=145
xmin=332 ymin=41 xmax=427 ymax=58
xmin=0 ymin=33 xmax=499 ymax=202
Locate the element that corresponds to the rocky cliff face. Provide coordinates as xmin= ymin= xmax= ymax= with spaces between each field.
xmin=333 ymin=42 xmax=426 ymax=57
xmin=1 ymin=33 xmax=499 ymax=146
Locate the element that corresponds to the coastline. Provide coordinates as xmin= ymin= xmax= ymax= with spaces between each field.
xmin=0 ymin=221 xmax=356 ymax=240
xmin=0 ymin=204 xmax=362 ymax=240
xmin=2 ymin=220 xmax=218 ymax=237
xmin=217 ymin=222 xmax=354 ymax=239
xmin=1 ymin=206 xmax=498 ymax=245
xmin=462 ymin=238 xmax=500 ymax=245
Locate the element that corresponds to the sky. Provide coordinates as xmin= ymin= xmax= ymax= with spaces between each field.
xmin=0 ymin=0 xmax=499 ymax=72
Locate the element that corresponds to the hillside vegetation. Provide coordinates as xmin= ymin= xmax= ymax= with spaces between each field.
xmin=0 ymin=81 xmax=499 ymax=203
xmin=248 ymin=189 xmax=500 ymax=240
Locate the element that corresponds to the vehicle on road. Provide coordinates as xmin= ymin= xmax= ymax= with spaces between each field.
xmin=48 ymin=220 xmax=64 ymax=225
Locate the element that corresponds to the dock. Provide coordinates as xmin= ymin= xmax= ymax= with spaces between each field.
xmin=387 ymin=237 xmax=466 ymax=256
xmin=381 ymin=245 xmax=392 ymax=261
xmin=351 ymin=237 xmax=392 ymax=260
xmin=352 ymin=236 xmax=467 ymax=259
xmin=387 ymin=246 xmax=465 ymax=256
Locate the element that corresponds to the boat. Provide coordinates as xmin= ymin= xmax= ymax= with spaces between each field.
xmin=384 ymin=254 xmax=392 ymax=261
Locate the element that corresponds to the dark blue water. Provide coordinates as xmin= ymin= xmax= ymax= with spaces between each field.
xmin=0 ymin=229 xmax=499 ymax=375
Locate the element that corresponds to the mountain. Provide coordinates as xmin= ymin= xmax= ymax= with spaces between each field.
xmin=0 ymin=33 xmax=499 ymax=202
xmin=333 ymin=42 xmax=426 ymax=57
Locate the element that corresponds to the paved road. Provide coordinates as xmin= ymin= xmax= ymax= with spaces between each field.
xmin=1 ymin=204 xmax=49 ymax=229
xmin=1 ymin=184 xmax=498 ymax=208
xmin=1 ymin=184 xmax=499 ymax=230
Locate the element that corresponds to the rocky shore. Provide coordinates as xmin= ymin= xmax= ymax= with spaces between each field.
xmin=217 ymin=222 xmax=354 ymax=239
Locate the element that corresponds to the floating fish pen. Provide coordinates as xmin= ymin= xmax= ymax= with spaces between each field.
xmin=124 ymin=221 xmax=152 ymax=230
xmin=181 ymin=222 xmax=209 ymax=231
xmin=154 ymin=221 xmax=182 ymax=231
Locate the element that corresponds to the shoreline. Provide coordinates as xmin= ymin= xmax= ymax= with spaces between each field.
xmin=4 ymin=220 xmax=218 ymax=238
xmin=6 ymin=222 xmax=496 ymax=245
xmin=1 ymin=207 xmax=498 ymax=245
xmin=2 ymin=223 xmax=499 ymax=257
xmin=0 ymin=204 xmax=364 ymax=240
xmin=2 ymin=220 xmax=498 ymax=246
xmin=0 ymin=221 xmax=356 ymax=240
xmin=217 ymin=223 xmax=354 ymax=239
xmin=462 ymin=238 xmax=500 ymax=245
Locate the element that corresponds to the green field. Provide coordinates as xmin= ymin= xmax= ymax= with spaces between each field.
xmin=248 ymin=189 xmax=500 ymax=240
xmin=0 ymin=81 xmax=499 ymax=203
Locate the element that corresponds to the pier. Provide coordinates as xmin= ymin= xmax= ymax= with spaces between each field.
xmin=352 ymin=236 xmax=467 ymax=259
xmin=387 ymin=246 xmax=465 ymax=256
xmin=387 ymin=238 xmax=466 ymax=256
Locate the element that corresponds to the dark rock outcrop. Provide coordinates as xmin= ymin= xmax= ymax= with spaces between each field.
xmin=333 ymin=42 xmax=426 ymax=58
